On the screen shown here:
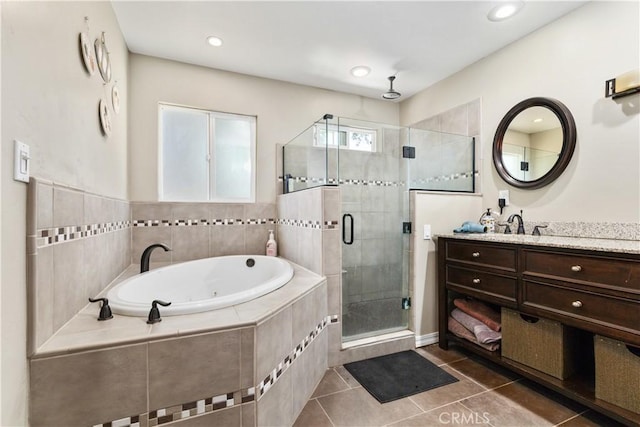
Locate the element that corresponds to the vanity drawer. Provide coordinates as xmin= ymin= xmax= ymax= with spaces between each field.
xmin=522 ymin=280 xmax=640 ymax=333
xmin=446 ymin=241 xmax=516 ymax=271
xmin=446 ymin=265 xmax=517 ymax=302
xmin=523 ymin=250 xmax=640 ymax=292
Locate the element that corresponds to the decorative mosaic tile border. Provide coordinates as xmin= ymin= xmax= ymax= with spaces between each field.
xmin=36 ymin=221 xmax=131 ymax=249
xmin=148 ymin=388 xmax=255 ymax=426
xmin=280 ymin=175 xmax=405 ymax=187
xmin=277 ymin=219 xmax=340 ymax=230
xmin=132 ymin=218 xmax=277 ymax=227
xmin=93 ymin=413 xmax=146 ymax=427
xmin=258 ymin=314 xmax=339 ymax=399
xmin=409 ymin=170 xmax=477 ymax=185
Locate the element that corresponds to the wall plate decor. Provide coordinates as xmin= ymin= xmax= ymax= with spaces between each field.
xmin=79 ymin=31 xmax=96 ymax=76
xmin=111 ymin=85 xmax=120 ymax=114
xmin=99 ymin=98 xmax=112 ymax=136
xmin=94 ymin=32 xmax=111 ymax=83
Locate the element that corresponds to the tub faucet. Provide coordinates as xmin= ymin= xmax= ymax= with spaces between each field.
xmin=507 ymin=211 xmax=526 ymax=235
xmin=140 ymin=243 xmax=171 ymax=273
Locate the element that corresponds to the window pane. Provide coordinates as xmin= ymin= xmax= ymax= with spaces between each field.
xmin=161 ymin=108 xmax=209 ymax=201
xmin=214 ymin=117 xmax=253 ymax=199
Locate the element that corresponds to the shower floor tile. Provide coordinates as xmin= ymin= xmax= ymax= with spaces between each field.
xmin=294 ymin=344 xmax=625 ymax=427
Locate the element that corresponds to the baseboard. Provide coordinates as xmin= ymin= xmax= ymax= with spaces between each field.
xmin=415 ymin=332 xmax=439 ymax=347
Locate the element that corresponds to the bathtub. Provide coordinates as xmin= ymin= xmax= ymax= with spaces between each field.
xmin=107 ymin=255 xmax=294 ymax=316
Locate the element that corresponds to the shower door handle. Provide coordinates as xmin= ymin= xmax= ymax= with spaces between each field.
xmin=342 ymin=214 xmax=354 ymax=245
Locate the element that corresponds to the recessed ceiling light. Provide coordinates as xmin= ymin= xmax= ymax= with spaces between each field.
xmin=533 ymin=118 xmax=543 ymax=123
xmin=487 ymin=2 xmax=524 ymax=22
xmin=351 ymin=66 xmax=371 ymax=77
xmin=206 ymin=36 xmax=223 ymax=47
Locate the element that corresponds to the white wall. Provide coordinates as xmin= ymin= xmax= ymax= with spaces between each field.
xmin=128 ymin=54 xmax=399 ymax=202
xmin=401 ymin=1 xmax=640 ymax=224
xmin=1 ymin=2 xmax=128 ymax=424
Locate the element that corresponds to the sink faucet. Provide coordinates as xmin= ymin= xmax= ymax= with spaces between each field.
xmin=140 ymin=243 xmax=171 ymax=273
xmin=507 ymin=211 xmax=526 ymax=235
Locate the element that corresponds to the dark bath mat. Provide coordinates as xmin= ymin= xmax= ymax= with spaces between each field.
xmin=343 ymin=350 xmax=459 ymax=403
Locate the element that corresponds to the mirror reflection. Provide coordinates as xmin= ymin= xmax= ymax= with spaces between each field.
xmin=501 ymin=106 xmax=562 ymax=181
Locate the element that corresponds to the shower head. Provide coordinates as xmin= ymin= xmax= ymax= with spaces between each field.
xmin=382 ymin=75 xmax=401 ymax=100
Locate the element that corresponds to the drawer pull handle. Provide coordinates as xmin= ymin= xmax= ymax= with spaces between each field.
xmin=571 ymin=265 xmax=582 ymax=272
xmin=571 ymin=300 xmax=583 ymax=308
xmin=472 ymin=252 xmax=480 ymax=258
xmin=472 ymin=278 xmax=481 ymax=284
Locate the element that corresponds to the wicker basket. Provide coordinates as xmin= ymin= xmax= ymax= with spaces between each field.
xmin=595 ymin=335 xmax=640 ymax=414
xmin=501 ymin=308 xmax=576 ymax=380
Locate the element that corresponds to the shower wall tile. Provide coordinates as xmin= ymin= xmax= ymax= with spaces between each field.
xmin=148 ymin=330 xmax=242 ymax=410
xmin=84 ymin=194 xmax=106 ymax=225
xmin=468 ymin=99 xmax=481 ymax=136
xmin=53 ymin=186 xmax=84 ymax=228
xmin=322 ymin=187 xmax=341 ymax=222
xmin=245 ymin=224 xmax=270 ymax=255
xmin=326 ymin=274 xmax=341 ymax=317
xmin=172 ymin=203 xmax=211 ymax=222
xmin=30 ymin=343 xmax=148 ymax=427
xmin=440 ymin=104 xmax=468 ymax=135
xmin=322 ymin=230 xmax=341 ymax=276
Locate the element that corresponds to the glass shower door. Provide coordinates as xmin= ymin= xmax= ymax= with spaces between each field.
xmin=339 ymin=118 xmax=410 ymax=342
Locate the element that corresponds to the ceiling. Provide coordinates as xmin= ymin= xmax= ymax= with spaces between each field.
xmin=111 ymin=1 xmax=586 ymax=101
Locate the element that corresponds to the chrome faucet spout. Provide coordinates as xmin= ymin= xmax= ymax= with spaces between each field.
xmin=507 ymin=213 xmax=526 ymax=235
xmin=140 ymin=243 xmax=171 ymax=273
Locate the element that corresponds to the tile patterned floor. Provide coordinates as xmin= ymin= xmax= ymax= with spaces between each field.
xmin=294 ymin=345 xmax=624 ymax=427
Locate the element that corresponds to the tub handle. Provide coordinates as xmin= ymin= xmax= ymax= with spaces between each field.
xmin=342 ymin=213 xmax=354 ymax=245
xmin=88 ymin=297 xmax=113 ymax=321
xmin=147 ymin=300 xmax=172 ymax=324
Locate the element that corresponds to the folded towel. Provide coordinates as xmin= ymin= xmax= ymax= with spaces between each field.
xmin=453 ymin=298 xmax=501 ymax=332
xmin=448 ymin=317 xmax=500 ymax=352
xmin=451 ymin=308 xmax=502 ymax=344
xmin=453 ymin=221 xmax=487 ymax=234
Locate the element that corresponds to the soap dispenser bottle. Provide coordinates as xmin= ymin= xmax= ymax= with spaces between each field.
xmin=266 ymin=230 xmax=278 ymax=256
xmin=479 ymin=209 xmax=496 ymax=233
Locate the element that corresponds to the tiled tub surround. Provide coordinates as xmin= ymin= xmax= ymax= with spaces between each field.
xmin=27 ymin=177 xmax=131 ymax=354
xmin=29 ymin=261 xmax=329 ymax=427
xmin=130 ymin=202 xmax=277 ymax=265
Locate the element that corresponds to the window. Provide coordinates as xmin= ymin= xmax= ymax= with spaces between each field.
xmin=159 ymin=104 xmax=256 ymax=202
xmin=314 ymin=124 xmax=376 ymax=152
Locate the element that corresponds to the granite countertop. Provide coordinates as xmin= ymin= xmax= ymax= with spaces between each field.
xmin=435 ymin=233 xmax=640 ymax=255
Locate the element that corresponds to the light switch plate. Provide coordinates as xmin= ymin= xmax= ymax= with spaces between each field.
xmin=423 ymin=224 xmax=432 ymax=240
xmin=498 ymin=190 xmax=510 ymax=206
xmin=14 ymin=140 xmax=30 ymax=183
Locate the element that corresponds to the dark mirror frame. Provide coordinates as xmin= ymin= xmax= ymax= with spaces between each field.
xmin=492 ymin=97 xmax=576 ymax=190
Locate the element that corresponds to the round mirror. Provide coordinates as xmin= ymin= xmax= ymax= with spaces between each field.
xmin=493 ymin=97 xmax=576 ymax=189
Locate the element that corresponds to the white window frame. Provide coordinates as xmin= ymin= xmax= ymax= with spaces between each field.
xmin=313 ymin=123 xmax=377 ymax=152
xmin=158 ymin=103 xmax=257 ymax=203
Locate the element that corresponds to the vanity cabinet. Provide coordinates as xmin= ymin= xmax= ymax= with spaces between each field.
xmin=438 ymin=236 xmax=640 ymax=425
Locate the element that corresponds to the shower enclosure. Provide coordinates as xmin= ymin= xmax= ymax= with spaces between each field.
xmin=283 ymin=115 xmax=475 ymax=343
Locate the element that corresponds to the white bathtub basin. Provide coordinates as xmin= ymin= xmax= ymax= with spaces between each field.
xmin=107 ymin=255 xmax=294 ymax=316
